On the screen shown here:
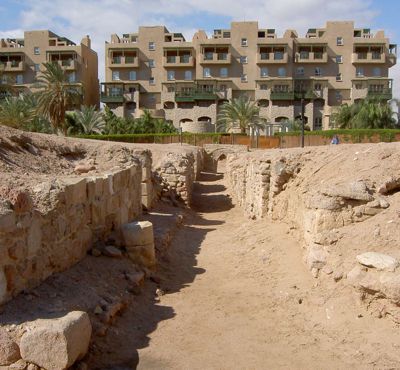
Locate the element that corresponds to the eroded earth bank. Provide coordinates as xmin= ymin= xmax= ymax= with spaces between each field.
xmin=0 ymin=127 xmax=400 ymax=369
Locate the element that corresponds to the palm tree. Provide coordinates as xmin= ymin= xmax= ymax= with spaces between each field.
xmin=0 ymin=66 xmax=16 ymax=98
xmin=35 ymin=62 xmax=82 ymax=135
xmin=217 ymin=96 xmax=264 ymax=134
xmin=73 ymin=105 xmax=105 ymax=135
xmin=0 ymin=95 xmax=35 ymax=128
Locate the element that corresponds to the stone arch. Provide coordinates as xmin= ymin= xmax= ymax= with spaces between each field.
xmin=180 ymin=118 xmax=193 ymax=124
xmin=164 ymin=101 xmax=175 ymax=109
xmin=198 ymin=116 xmax=212 ymax=122
xmin=257 ymin=99 xmax=269 ymax=108
xmin=216 ymin=153 xmax=227 ymax=174
xmin=275 ymin=116 xmax=289 ymax=123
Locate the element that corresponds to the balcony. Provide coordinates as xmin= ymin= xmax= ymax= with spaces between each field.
xmin=163 ymin=55 xmax=194 ymax=67
xmin=101 ymin=93 xmax=124 ymax=104
xmin=0 ymin=60 xmax=25 ymax=71
xmin=257 ymin=52 xmax=288 ymax=64
xmin=57 ymin=59 xmax=78 ymax=70
xmin=200 ymin=52 xmax=231 ymax=64
xmin=367 ymin=88 xmax=392 ymax=100
xmin=352 ymin=52 xmax=385 ymax=64
xmin=295 ymin=51 xmax=328 ymax=63
xmin=110 ymin=56 xmax=139 ymax=68
xmin=175 ymin=90 xmax=218 ymax=102
xmin=270 ymin=91 xmax=295 ymax=100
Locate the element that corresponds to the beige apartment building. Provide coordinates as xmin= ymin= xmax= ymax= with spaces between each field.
xmin=0 ymin=30 xmax=99 ymax=107
xmin=102 ymin=21 xmax=397 ymax=132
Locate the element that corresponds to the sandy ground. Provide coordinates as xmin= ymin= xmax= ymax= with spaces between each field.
xmin=86 ymin=171 xmax=400 ymax=370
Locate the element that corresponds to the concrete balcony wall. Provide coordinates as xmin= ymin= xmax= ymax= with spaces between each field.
xmin=200 ymin=53 xmax=231 ymax=64
xmin=2 ymin=61 xmax=25 ymax=72
xmin=257 ymin=53 xmax=288 ymax=64
xmin=352 ymin=52 xmax=385 ymax=64
xmin=295 ymin=52 xmax=328 ymax=63
xmin=163 ymin=56 xmax=195 ymax=67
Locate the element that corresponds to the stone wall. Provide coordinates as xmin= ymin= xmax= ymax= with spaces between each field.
xmin=203 ymin=144 xmax=248 ymax=173
xmin=0 ymin=163 xmax=143 ymax=305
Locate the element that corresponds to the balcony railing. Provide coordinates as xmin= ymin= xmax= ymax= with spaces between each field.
xmin=257 ymin=52 xmax=288 ymax=64
xmin=164 ymin=55 xmax=194 ymax=66
xmin=175 ymin=89 xmax=218 ymax=102
xmin=110 ymin=56 xmax=139 ymax=67
xmin=367 ymin=88 xmax=392 ymax=100
xmin=352 ymin=52 xmax=385 ymax=63
xmin=0 ymin=60 xmax=25 ymax=71
xmin=270 ymin=91 xmax=295 ymax=100
xmin=295 ymin=52 xmax=328 ymax=63
xmin=201 ymin=52 xmax=231 ymax=64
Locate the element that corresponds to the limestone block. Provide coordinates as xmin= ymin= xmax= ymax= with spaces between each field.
xmin=356 ymin=252 xmax=398 ymax=272
xmin=142 ymin=166 xmax=151 ymax=182
xmin=0 ymin=267 xmax=8 ymax=304
xmin=0 ymin=211 xmax=16 ymax=234
xmin=306 ymin=246 xmax=328 ymax=270
xmin=0 ymin=328 xmax=20 ymax=365
xmin=126 ymin=243 xmax=156 ymax=268
xmin=20 ymin=311 xmax=92 ymax=370
xmin=122 ymin=221 xmax=154 ymax=247
xmin=63 ymin=178 xmax=87 ymax=205
xmin=27 ymin=217 xmax=42 ymax=259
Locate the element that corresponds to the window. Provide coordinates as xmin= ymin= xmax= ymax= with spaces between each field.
xmin=314 ymin=83 xmax=322 ymax=91
xmin=315 ymin=67 xmax=322 ymax=76
xmin=34 ymin=64 xmax=40 ymax=73
xmin=223 ymin=31 xmax=231 ymax=38
xmin=219 ymin=84 xmax=227 ymax=91
xmin=336 ymin=55 xmax=343 ymax=63
xmin=241 ymin=73 xmax=248 ymax=82
xmin=112 ymin=71 xmax=120 ymax=81
xmin=203 ymin=68 xmax=211 ymax=78
xmin=260 ymin=84 xmax=268 ymax=90
xmin=129 ymin=71 xmax=137 ymax=81
xmin=16 ymin=74 xmax=23 ymax=85
xmin=278 ymin=67 xmax=286 ymax=77
xmin=167 ymin=86 xmax=175 ymax=92
xmin=356 ymin=67 xmax=364 ymax=77
xmin=240 ymin=56 xmax=248 ymax=64
xmin=34 ymin=47 xmax=40 ymax=55
xmin=220 ymin=67 xmax=228 ymax=78
xmin=260 ymin=67 xmax=268 ymax=77
xmin=314 ymin=117 xmax=322 ymax=129
xmin=336 ymin=73 xmax=342 ymax=81
xmin=148 ymin=42 xmax=155 ymax=51
xmin=149 ymin=77 xmax=155 ymax=85
xmin=296 ymin=67 xmax=304 ymax=76
xmin=68 ymin=72 xmax=76 ymax=83
xmin=373 ymin=67 xmax=381 ymax=77
xmin=241 ymin=38 xmax=248 ymax=47
xmin=149 ymin=59 xmax=155 ymax=68
xmin=335 ymin=91 xmax=342 ymax=101
xmin=167 ymin=70 xmax=175 ymax=81
xmin=337 ymin=37 xmax=343 ymax=46
xmin=184 ymin=70 xmax=192 ymax=80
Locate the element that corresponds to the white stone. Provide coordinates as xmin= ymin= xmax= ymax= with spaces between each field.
xmin=20 ymin=311 xmax=92 ymax=370
xmin=356 ymin=252 xmax=398 ymax=272
xmin=122 ymin=221 xmax=154 ymax=247
xmin=0 ymin=329 xmax=20 ymax=365
xmin=306 ymin=246 xmax=328 ymax=270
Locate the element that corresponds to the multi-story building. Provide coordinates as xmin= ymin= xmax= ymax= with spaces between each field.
xmin=0 ymin=30 xmax=99 ymax=107
xmin=101 ymin=21 xmax=397 ymax=132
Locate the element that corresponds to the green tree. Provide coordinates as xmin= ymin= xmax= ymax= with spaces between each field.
xmin=0 ymin=96 xmax=34 ymax=128
xmin=217 ymin=96 xmax=264 ymax=134
xmin=72 ymin=105 xmax=105 ymax=135
xmin=35 ymin=62 xmax=81 ymax=135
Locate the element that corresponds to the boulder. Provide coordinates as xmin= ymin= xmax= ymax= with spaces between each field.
xmin=356 ymin=252 xmax=398 ymax=272
xmin=127 ymin=243 xmax=156 ymax=268
xmin=306 ymin=246 xmax=328 ymax=270
xmin=20 ymin=311 xmax=92 ymax=370
xmin=122 ymin=221 xmax=154 ymax=247
xmin=103 ymin=245 xmax=122 ymax=258
xmin=0 ymin=329 xmax=20 ymax=365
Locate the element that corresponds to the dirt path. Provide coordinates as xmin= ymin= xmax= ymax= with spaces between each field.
xmin=92 ymin=172 xmax=400 ymax=370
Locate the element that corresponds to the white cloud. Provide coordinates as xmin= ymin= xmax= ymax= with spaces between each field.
xmin=0 ymin=0 xmax=395 ymax=97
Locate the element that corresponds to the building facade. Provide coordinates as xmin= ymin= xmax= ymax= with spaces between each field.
xmin=0 ymin=30 xmax=99 ymax=107
xmin=102 ymin=21 xmax=397 ymax=132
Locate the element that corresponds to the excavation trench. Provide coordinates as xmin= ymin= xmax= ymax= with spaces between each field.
xmin=88 ymin=170 xmax=400 ymax=370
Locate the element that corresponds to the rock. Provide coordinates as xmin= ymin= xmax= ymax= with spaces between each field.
xmin=356 ymin=252 xmax=398 ymax=272
xmin=333 ymin=271 xmax=344 ymax=282
xmin=103 ymin=245 xmax=122 ymax=258
xmin=322 ymin=266 xmax=333 ymax=275
xmin=125 ymin=271 xmax=145 ymax=285
xmin=306 ymin=246 xmax=328 ymax=270
xmin=93 ymin=305 xmax=103 ymax=315
xmin=20 ymin=311 xmax=92 ymax=370
xmin=8 ymin=359 xmax=27 ymax=370
xmin=91 ymin=248 xmax=102 ymax=257
xmin=27 ymin=364 xmax=40 ymax=370
xmin=380 ymin=273 xmax=400 ymax=305
xmin=346 ymin=265 xmax=367 ymax=283
xmin=74 ymin=163 xmax=95 ymax=174
xmin=156 ymin=288 xmax=165 ymax=297
xmin=100 ymin=301 xmax=126 ymax=325
xmin=126 ymin=243 xmax=156 ymax=268
xmin=0 ymin=329 xmax=21 ymax=365
xmin=122 ymin=221 xmax=154 ymax=247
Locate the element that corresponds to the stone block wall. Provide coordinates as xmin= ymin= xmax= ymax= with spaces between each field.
xmin=0 ymin=163 xmax=143 ymax=305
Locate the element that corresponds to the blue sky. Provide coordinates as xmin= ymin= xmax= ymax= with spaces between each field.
xmin=0 ymin=0 xmax=399 ymax=96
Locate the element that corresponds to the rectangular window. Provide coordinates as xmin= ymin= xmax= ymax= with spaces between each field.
xmin=240 ymin=56 xmax=248 ymax=64
xmin=34 ymin=47 xmax=40 ymax=55
xmin=203 ymin=68 xmax=211 ymax=78
xmin=336 ymin=55 xmax=343 ymax=63
xmin=314 ymin=117 xmax=322 ymax=129
xmin=315 ymin=67 xmax=322 ymax=76
xmin=278 ymin=67 xmax=286 ymax=77
xmin=241 ymin=74 xmax=248 ymax=82
xmin=373 ymin=67 xmax=381 ymax=77
xmin=68 ymin=72 xmax=76 ymax=83
xmin=260 ymin=84 xmax=268 ymax=90
xmin=296 ymin=67 xmax=304 ymax=76
xmin=184 ymin=70 xmax=192 ymax=80
xmin=167 ymin=70 xmax=175 ymax=81
xmin=336 ymin=73 xmax=342 ymax=81
xmin=149 ymin=77 xmax=155 ymax=85
xmin=241 ymin=38 xmax=248 ymax=47
xmin=149 ymin=59 xmax=155 ymax=68
xmin=112 ymin=71 xmax=120 ymax=81
xmin=149 ymin=42 xmax=155 ymax=51
xmin=260 ymin=67 xmax=268 ymax=77
xmin=314 ymin=83 xmax=322 ymax=91
xmin=337 ymin=37 xmax=343 ymax=46
xmin=335 ymin=91 xmax=342 ymax=101
xmin=129 ymin=71 xmax=137 ymax=81
xmin=356 ymin=67 xmax=364 ymax=77
xmin=34 ymin=64 xmax=40 ymax=72
xmin=16 ymin=74 xmax=23 ymax=84
xmin=220 ymin=67 xmax=228 ymax=78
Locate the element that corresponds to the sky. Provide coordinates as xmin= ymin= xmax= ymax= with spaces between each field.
xmin=0 ymin=0 xmax=399 ymax=98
